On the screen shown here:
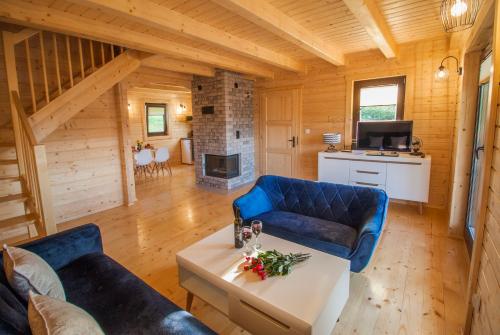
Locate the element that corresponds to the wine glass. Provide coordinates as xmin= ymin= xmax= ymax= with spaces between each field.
xmin=241 ymin=226 xmax=253 ymax=257
xmin=251 ymin=220 xmax=263 ymax=251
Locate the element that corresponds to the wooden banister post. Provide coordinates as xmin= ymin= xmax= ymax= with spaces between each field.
xmin=115 ymin=83 xmax=137 ymax=205
xmin=33 ymin=145 xmax=56 ymax=235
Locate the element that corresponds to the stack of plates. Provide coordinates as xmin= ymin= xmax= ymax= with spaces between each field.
xmin=323 ymin=133 xmax=341 ymax=144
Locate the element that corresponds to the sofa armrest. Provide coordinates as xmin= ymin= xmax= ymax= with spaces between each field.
xmin=349 ymin=191 xmax=389 ymax=272
xmin=14 ymin=224 xmax=103 ymax=271
xmin=233 ymin=186 xmax=273 ymax=220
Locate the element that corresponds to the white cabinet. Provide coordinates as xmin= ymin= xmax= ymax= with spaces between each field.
xmin=318 ymin=156 xmax=350 ymax=184
xmin=318 ymin=152 xmax=431 ymax=206
xmin=386 ymin=162 xmax=430 ymax=202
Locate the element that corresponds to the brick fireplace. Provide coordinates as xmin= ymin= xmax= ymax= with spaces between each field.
xmin=191 ymin=70 xmax=254 ymax=190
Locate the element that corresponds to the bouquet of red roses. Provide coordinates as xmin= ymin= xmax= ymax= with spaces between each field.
xmin=243 ymin=249 xmax=311 ymax=280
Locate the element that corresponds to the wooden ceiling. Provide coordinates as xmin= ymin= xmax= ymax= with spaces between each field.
xmin=0 ymin=0 xmax=451 ymax=78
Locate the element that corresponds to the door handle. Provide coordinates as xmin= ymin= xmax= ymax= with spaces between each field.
xmin=475 ymin=146 xmax=484 ymax=159
xmin=288 ymin=136 xmax=296 ymax=148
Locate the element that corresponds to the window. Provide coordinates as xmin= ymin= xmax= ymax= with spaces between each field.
xmin=352 ymin=76 xmax=406 ymax=140
xmin=145 ymin=103 xmax=168 ymax=137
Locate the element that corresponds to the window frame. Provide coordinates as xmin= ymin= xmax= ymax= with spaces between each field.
xmin=352 ymin=76 xmax=406 ymax=141
xmin=145 ymin=103 xmax=168 ymax=137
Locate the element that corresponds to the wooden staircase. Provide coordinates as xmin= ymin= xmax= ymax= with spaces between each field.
xmin=0 ymin=28 xmax=144 ymax=243
xmin=0 ymin=129 xmax=35 ymax=242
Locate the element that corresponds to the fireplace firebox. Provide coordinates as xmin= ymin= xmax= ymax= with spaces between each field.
xmin=204 ymin=154 xmax=240 ymax=179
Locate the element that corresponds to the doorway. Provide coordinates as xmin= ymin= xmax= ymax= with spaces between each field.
xmin=465 ymin=54 xmax=491 ymax=254
xmin=259 ymin=88 xmax=301 ymax=177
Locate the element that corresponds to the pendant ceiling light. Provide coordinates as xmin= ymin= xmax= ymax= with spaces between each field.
xmin=440 ymin=0 xmax=481 ymax=32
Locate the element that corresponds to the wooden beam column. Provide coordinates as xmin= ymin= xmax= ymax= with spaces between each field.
xmin=69 ymin=0 xmax=305 ymax=72
xmin=115 ymin=83 xmax=137 ymax=206
xmin=211 ymin=0 xmax=345 ymax=66
xmin=342 ymin=0 xmax=398 ymax=58
xmin=2 ymin=31 xmax=26 ymax=176
xmin=0 ymin=0 xmax=274 ymax=78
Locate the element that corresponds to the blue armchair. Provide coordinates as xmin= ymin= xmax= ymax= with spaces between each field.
xmin=233 ymin=175 xmax=389 ymax=272
xmin=0 ymin=224 xmax=215 ymax=335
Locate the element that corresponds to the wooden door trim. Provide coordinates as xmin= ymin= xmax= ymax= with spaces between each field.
xmin=463 ymin=2 xmax=499 ymax=333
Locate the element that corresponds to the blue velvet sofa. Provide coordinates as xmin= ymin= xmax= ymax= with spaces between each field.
xmin=233 ymin=175 xmax=389 ymax=272
xmin=0 ymin=224 xmax=215 ymax=335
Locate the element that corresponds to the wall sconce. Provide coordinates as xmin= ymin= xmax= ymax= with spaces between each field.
xmin=435 ymin=56 xmax=462 ymax=80
xmin=127 ymin=103 xmax=131 ymax=111
xmin=176 ymin=103 xmax=188 ymax=121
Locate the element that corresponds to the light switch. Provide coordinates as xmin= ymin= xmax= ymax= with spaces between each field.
xmin=305 ymin=128 xmax=311 ymax=134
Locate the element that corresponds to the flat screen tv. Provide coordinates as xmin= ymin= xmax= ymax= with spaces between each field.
xmin=356 ymin=121 xmax=413 ymax=152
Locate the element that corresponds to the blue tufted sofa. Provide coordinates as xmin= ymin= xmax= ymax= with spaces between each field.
xmin=0 ymin=224 xmax=215 ymax=335
xmin=233 ymin=175 xmax=389 ymax=272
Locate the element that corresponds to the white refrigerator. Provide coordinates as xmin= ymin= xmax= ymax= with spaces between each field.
xmin=181 ymin=138 xmax=194 ymax=164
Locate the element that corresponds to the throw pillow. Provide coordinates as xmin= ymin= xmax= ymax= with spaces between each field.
xmin=3 ymin=245 xmax=66 ymax=302
xmin=28 ymin=292 xmax=104 ymax=335
xmin=0 ymin=282 xmax=30 ymax=334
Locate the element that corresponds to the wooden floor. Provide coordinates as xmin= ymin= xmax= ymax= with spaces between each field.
xmin=60 ymin=165 xmax=469 ymax=335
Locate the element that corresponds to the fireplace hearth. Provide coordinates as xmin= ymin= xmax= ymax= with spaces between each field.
xmin=204 ymin=154 xmax=240 ymax=179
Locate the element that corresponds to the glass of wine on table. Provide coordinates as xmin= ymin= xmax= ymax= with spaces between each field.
xmin=251 ymin=220 xmax=263 ymax=251
xmin=241 ymin=226 xmax=253 ymax=257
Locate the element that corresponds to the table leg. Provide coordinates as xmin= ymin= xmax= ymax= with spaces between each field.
xmin=186 ymin=291 xmax=194 ymax=312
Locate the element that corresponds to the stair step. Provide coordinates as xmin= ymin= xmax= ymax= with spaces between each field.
xmin=0 ymin=145 xmax=16 ymax=160
xmin=0 ymin=177 xmax=22 ymax=198
xmin=0 ymin=176 xmax=20 ymax=181
xmin=0 ymin=193 xmax=28 ymax=204
xmin=0 ymin=214 xmax=36 ymax=231
xmin=0 ymin=159 xmax=17 ymax=165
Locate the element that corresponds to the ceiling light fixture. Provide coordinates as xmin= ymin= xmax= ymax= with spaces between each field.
xmin=435 ymin=56 xmax=462 ymax=80
xmin=440 ymin=0 xmax=480 ymax=32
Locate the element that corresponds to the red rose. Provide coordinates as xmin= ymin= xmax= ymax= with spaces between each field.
xmin=244 ymin=265 xmax=249 ymax=271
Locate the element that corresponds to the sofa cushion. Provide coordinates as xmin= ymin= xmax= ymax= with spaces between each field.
xmin=28 ymin=292 xmax=104 ymax=335
xmin=0 ymin=282 xmax=29 ymax=334
xmin=250 ymin=211 xmax=357 ymax=258
xmin=255 ymin=175 xmax=381 ymax=228
xmin=3 ymin=245 xmax=66 ymax=302
xmin=57 ymin=253 xmax=215 ymax=335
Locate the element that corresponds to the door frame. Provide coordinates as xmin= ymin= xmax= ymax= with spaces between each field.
xmin=464 ymin=76 xmax=490 ymax=254
xmin=258 ymin=86 xmax=302 ymax=177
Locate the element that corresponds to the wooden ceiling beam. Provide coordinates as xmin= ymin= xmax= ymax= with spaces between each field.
xmin=342 ymin=0 xmax=398 ymax=58
xmin=211 ymin=0 xmax=345 ymax=66
xmin=67 ymin=0 xmax=305 ymax=73
xmin=0 ymin=0 xmax=274 ymax=79
xmin=141 ymin=56 xmax=215 ymax=77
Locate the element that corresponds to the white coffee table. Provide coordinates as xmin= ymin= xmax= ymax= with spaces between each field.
xmin=176 ymin=225 xmax=350 ymax=335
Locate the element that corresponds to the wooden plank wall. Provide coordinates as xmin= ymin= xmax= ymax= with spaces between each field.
xmin=43 ymin=90 xmax=124 ymax=223
xmin=128 ymin=90 xmax=192 ymax=164
xmin=469 ymin=63 xmax=500 ymax=335
xmin=256 ymin=37 xmax=459 ymax=209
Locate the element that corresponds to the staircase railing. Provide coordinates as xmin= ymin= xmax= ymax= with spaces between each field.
xmin=11 ymin=91 xmax=56 ymax=236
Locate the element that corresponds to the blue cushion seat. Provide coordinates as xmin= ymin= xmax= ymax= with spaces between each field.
xmin=249 ymin=211 xmax=357 ymax=258
xmin=233 ymin=175 xmax=389 ymax=272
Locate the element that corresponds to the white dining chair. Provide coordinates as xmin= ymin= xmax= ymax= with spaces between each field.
xmin=135 ymin=149 xmax=154 ymax=178
xmin=154 ymin=147 xmax=173 ymax=176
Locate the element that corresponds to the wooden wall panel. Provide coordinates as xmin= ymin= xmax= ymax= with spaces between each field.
xmin=127 ymin=90 xmax=192 ymax=164
xmin=256 ymin=38 xmax=459 ymax=209
xmin=43 ymin=89 xmax=124 ymax=223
